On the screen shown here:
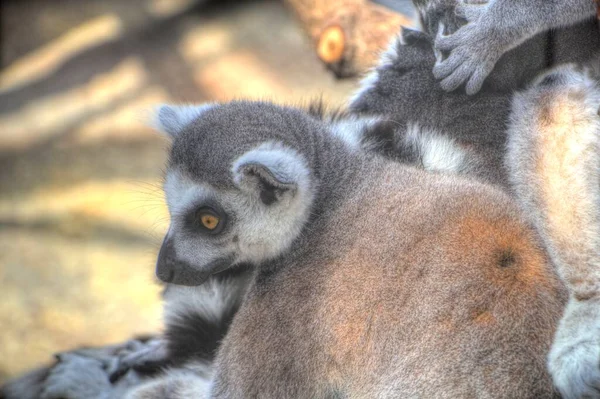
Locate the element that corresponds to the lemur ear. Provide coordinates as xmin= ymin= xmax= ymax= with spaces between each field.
xmin=401 ymin=28 xmax=430 ymax=46
xmin=152 ymin=103 xmax=216 ymax=138
xmin=232 ymin=143 xmax=312 ymax=206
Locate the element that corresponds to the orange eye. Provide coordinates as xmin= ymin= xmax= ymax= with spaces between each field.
xmin=200 ymin=213 xmax=220 ymax=230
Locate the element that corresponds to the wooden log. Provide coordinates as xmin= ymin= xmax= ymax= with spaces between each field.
xmin=283 ymin=0 xmax=414 ymax=77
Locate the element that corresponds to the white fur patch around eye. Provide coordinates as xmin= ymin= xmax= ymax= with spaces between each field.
xmin=328 ymin=116 xmax=384 ymax=150
xmin=231 ymin=142 xmax=312 ymax=193
xmin=163 ymin=170 xmax=213 ymax=217
xmin=405 ymin=124 xmax=467 ymax=173
xmin=151 ymin=103 xmax=217 ymax=138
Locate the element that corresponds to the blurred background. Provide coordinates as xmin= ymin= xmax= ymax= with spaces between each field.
xmin=0 ymin=0 xmax=370 ymax=383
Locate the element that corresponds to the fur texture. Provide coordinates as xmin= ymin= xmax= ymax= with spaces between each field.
xmin=125 ymin=361 xmax=212 ymax=399
xmin=350 ymin=28 xmax=515 ymax=187
xmin=507 ymin=64 xmax=600 ymax=399
xmin=350 ymin=16 xmax=600 ymax=187
xmin=3 ymin=1 xmax=599 ymax=397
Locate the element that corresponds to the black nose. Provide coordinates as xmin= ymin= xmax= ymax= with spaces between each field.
xmin=156 ymin=236 xmax=176 ymax=283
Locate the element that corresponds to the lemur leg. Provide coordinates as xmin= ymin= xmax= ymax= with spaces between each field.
xmin=507 ymin=64 xmax=600 ymax=399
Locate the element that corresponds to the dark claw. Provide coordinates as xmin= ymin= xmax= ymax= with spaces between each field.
xmin=108 ymin=365 xmax=130 ymax=384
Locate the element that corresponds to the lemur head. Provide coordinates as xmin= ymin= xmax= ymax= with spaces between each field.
xmin=152 ymin=101 xmax=323 ymax=286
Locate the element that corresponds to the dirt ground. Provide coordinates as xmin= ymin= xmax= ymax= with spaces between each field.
xmin=0 ymin=0 xmax=358 ymax=382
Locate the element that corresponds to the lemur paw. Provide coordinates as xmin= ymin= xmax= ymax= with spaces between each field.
xmin=40 ymin=353 xmax=112 ymax=399
xmin=109 ymin=338 xmax=170 ymax=383
xmin=433 ymin=0 xmax=504 ymax=95
xmin=549 ymin=300 xmax=600 ymax=399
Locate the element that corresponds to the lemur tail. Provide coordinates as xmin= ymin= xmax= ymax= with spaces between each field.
xmin=507 ymin=65 xmax=600 ymax=301
xmin=125 ymin=267 xmax=252 ymax=399
xmin=162 ymin=266 xmax=253 ymax=368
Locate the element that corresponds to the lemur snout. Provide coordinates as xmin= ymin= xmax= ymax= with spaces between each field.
xmin=156 ymin=234 xmax=235 ymax=286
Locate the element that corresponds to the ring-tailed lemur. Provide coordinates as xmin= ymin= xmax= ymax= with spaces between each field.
xmin=350 ymin=12 xmax=599 ymax=188
xmin=351 ymin=5 xmax=600 ymax=396
xmin=2 ymin=1 xmax=599 ymax=398
xmin=124 ymin=18 xmax=593 ymax=394
xmin=130 ymin=63 xmax=600 ymax=399
xmin=141 ymin=99 xmax=568 ymax=398
xmin=35 ymin=64 xmax=600 ymax=399
xmin=412 ymin=0 xmax=599 ymax=94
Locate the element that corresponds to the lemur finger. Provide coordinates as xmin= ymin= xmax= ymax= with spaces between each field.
xmin=109 ymin=340 xmax=168 ymax=382
xmin=55 ymin=353 xmax=85 ymax=363
xmin=434 ymin=26 xmax=460 ymax=52
xmin=465 ymin=63 xmax=494 ymax=95
xmin=440 ymin=61 xmax=474 ymax=92
xmin=433 ymin=51 xmax=465 ymax=80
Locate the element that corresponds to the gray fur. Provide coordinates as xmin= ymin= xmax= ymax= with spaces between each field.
xmin=425 ymin=0 xmax=599 ymax=94
xmin=152 ymin=102 xmax=357 ymax=287
xmin=1 ymin=366 xmax=50 ymax=399
xmin=350 ymin=28 xmax=512 ymax=187
xmin=125 ymin=361 xmax=212 ymax=399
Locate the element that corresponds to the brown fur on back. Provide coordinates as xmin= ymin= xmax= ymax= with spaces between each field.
xmin=214 ymin=162 xmax=566 ymax=398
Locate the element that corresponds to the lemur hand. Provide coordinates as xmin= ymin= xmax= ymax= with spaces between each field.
xmin=41 ymin=354 xmax=112 ymax=399
xmin=433 ymin=0 xmax=509 ymax=95
xmin=109 ymin=338 xmax=170 ymax=383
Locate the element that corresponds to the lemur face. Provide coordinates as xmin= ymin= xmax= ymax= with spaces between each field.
xmin=153 ymin=102 xmax=317 ymax=286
